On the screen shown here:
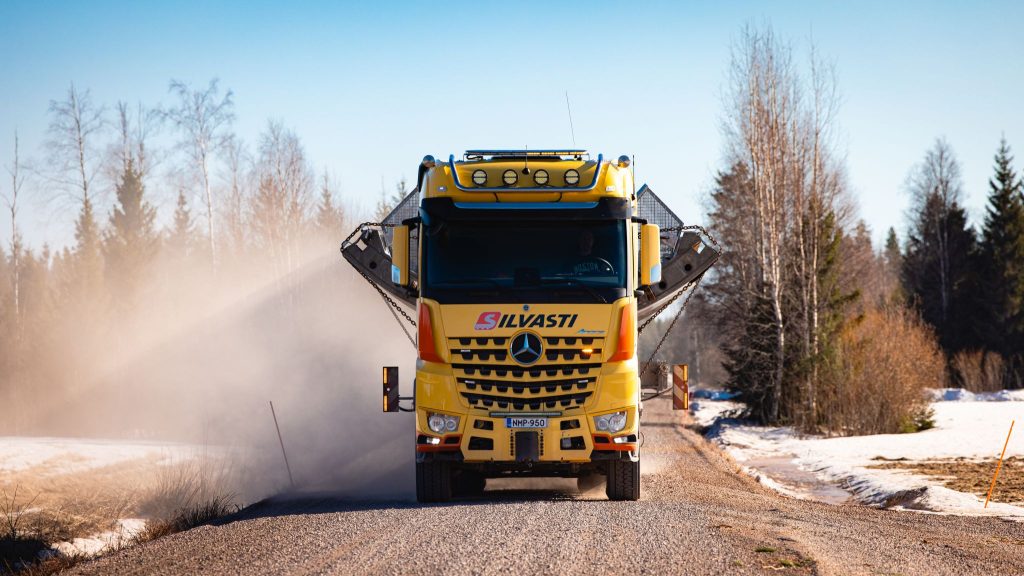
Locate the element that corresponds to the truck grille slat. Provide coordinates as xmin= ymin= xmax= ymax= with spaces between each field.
xmin=449 ymin=336 xmax=603 ymax=413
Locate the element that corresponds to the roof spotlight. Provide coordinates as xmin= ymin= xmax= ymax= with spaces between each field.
xmin=617 ymin=155 xmax=630 ymax=168
xmin=472 ymin=170 xmax=487 ymax=186
xmin=533 ymin=170 xmax=549 ymax=185
xmin=503 ymin=170 xmax=518 ymax=185
xmin=422 ymin=155 xmax=436 ymax=168
xmin=564 ymin=169 xmax=580 ymax=186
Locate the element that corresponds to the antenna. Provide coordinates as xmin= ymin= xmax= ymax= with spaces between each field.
xmin=565 ymin=91 xmax=576 ymax=148
xmin=522 ymin=144 xmax=530 ymax=175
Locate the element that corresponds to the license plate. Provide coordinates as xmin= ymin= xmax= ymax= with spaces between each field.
xmin=506 ymin=417 xmax=547 ymax=429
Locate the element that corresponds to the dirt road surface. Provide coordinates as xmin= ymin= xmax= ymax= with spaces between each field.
xmin=70 ymin=397 xmax=1024 ymax=575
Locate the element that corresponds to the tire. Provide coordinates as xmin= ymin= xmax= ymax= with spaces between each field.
xmin=416 ymin=461 xmax=452 ymax=503
xmin=453 ymin=470 xmax=487 ymax=497
xmin=605 ymin=459 xmax=640 ymax=501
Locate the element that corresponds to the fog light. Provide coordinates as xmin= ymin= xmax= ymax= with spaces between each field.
xmin=613 ymin=435 xmax=631 ymax=444
xmin=561 ymin=437 xmax=572 ymax=449
xmin=564 ymin=169 xmax=580 ymax=186
xmin=533 ymin=169 xmax=549 ymax=185
xmin=503 ymin=169 xmax=518 ymax=185
xmin=472 ymin=169 xmax=487 ymax=186
xmin=426 ymin=436 xmax=441 ymax=445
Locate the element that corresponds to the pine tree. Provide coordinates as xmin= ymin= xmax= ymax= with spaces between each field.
xmin=977 ymin=138 xmax=1024 ymax=384
xmin=104 ymin=158 xmax=158 ymax=306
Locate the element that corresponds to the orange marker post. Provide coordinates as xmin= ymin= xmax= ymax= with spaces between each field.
xmin=672 ymin=364 xmax=689 ymax=412
xmin=985 ymin=420 xmax=1015 ymax=508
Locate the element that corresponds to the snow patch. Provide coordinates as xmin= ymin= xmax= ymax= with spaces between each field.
xmin=0 ymin=437 xmax=196 ymax=475
xmin=928 ymin=387 xmax=1024 ymax=402
xmin=50 ymin=518 xmax=147 ymax=558
xmin=695 ymin=390 xmax=1024 ymax=519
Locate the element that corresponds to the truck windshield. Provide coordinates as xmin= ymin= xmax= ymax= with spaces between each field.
xmin=422 ymin=220 xmax=628 ymax=304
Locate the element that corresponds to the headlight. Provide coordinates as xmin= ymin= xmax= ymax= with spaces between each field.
xmin=428 ymin=412 xmax=460 ymax=434
xmin=533 ymin=170 xmax=549 ymax=185
xmin=428 ymin=414 xmax=446 ymax=433
xmin=607 ymin=411 xmax=627 ymax=433
xmin=472 ymin=170 xmax=487 ymax=186
xmin=503 ymin=169 xmax=518 ymax=185
xmin=595 ymin=411 xmax=627 ymax=434
xmin=564 ymin=169 xmax=580 ymax=186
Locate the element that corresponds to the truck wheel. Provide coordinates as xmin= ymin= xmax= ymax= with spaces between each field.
xmin=605 ymin=460 xmax=640 ymax=501
xmin=454 ymin=470 xmax=486 ymax=497
xmin=416 ymin=461 xmax=452 ymax=503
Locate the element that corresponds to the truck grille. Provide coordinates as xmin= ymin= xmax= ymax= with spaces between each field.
xmin=448 ymin=336 xmax=604 ymax=412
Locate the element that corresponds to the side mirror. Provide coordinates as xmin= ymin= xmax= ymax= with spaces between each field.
xmin=391 ymin=225 xmax=410 ymax=286
xmin=383 ymin=366 xmax=399 ymax=412
xmin=639 ymin=223 xmax=662 ymax=286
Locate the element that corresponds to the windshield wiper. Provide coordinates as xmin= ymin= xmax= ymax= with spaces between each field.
xmin=539 ymin=278 xmax=608 ymax=303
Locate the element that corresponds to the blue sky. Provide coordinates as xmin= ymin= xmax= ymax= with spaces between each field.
xmin=1 ymin=0 xmax=1022 ymax=250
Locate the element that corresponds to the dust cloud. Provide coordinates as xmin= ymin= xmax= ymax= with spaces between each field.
xmin=23 ymin=247 xmax=417 ymax=503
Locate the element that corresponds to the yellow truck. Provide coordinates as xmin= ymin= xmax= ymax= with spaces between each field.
xmin=343 ymin=150 xmax=716 ymax=502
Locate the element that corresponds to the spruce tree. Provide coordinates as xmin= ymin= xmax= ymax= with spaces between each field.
xmin=72 ymin=193 xmax=104 ymax=304
xmin=315 ymin=183 xmax=344 ymax=238
xmin=883 ymin=227 xmax=903 ymax=304
xmin=104 ymin=158 xmax=158 ymax=305
xmin=902 ymin=139 xmax=981 ymax=354
xmin=903 ymin=196 xmax=978 ymax=353
xmin=977 ymin=138 xmax=1024 ymax=383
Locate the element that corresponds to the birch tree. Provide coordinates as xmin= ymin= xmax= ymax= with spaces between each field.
xmin=46 ymin=84 xmax=106 ymax=308
xmin=112 ymin=101 xmax=160 ymax=180
xmin=3 ymin=132 xmax=25 ymax=326
xmin=165 ymin=78 xmax=234 ymax=266
xmin=712 ymin=25 xmax=852 ymax=426
xmin=251 ymin=121 xmax=313 ymax=277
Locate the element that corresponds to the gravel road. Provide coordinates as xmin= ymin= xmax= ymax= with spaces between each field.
xmin=70 ymin=397 xmax=1024 ymax=575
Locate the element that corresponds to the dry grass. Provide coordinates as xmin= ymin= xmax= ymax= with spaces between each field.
xmin=0 ymin=450 xmax=242 ymax=574
xmin=871 ymin=456 xmax=1024 ymax=504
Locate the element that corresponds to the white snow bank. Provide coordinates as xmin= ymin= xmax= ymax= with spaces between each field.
xmin=928 ymin=387 xmax=1024 ymax=402
xmin=696 ymin=391 xmax=1024 ymax=519
xmin=0 ymin=437 xmax=197 ymax=475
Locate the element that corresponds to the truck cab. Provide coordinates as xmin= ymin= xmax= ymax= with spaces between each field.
xmin=343 ymin=150 xmax=717 ymax=502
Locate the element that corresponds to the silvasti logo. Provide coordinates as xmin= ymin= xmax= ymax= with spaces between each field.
xmin=474 ymin=311 xmax=579 ymax=330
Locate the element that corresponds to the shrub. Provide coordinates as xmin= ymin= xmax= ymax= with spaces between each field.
xmin=819 ymin=307 xmax=945 ymax=435
xmin=951 ymin=350 xmax=1006 ymax=392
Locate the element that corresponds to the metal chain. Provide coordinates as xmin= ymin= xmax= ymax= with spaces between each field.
xmin=637 ymin=223 xmax=720 ymax=382
xmin=639 ymin=273 xmax=705 ymax=381
xmin=341 ymin=222 xmax=418 ymax=348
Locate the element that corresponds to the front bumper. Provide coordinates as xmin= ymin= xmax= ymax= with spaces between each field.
xmin=414 ymin=409 xmax=639 ymax=466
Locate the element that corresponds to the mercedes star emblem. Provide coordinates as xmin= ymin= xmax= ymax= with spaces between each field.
xmin=510 ymin=332 xmax=543 ymax=365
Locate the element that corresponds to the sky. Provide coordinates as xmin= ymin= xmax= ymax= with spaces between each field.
xmin=1 ymin=0 xmax=1022 ymax=250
